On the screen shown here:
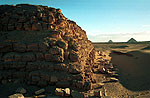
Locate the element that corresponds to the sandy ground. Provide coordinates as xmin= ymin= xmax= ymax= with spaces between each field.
xmin=94 ymin=43 xmax=150 ymax=98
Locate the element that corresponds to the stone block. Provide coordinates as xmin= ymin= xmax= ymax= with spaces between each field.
xmin=35 ymin=53 xmax=44 ymax=61
xmin=24 ymin=23 xmax=32 ymax=30
xmin=40 ymin=72 xmax=50 ymax=81
xmin=21 ymin=52 xmax=35 ymax=62
xmin=69 ymin=50 xmax=80 ymax=62
xmin=45 ymin=53 xmax=64 ymax=63
xmin=69 ymin=41 xmax=81 ymax=51
xmin=40 ymin=62 xmax=54 ymax=71
xmin=56 ymin=40 xmax=68 ymax=50
xmin=29 ymin=71 xmax=40 ymax=77
xmin=9 ymin=94 xmax=24 ymax=98
xmin=13 ymin=62 xmax=26 ymax=69
xmin=42 ymin=23 xmax=48 ymax=30
xmin=72 ymin=74 xmax=83 ymax=81
xmin=16 ymin=23 xmax=23 ymax=30
xmin=27 ymin=43 xmax=38 ymax=51
xmin=0 ymin=42 xmax=12 ymax=52
xmin=48 ymin=24 xmax=55 ymax=30
xmin=32 ymin=76 xmax=40 ymax=82
xmin=8 ymin=24 xmax=15 ymax=31
xmin=53 ymin=55 xmax=64 ymax=63
xmin=38 ymin=80 xmax=48 ymax=87
xmin=54 ymin=63 xmax=67 ymax=72
xmin=50 ymin=75 xmax=58 ymax=83
xmin=38 ymin=42 xmax=48 ymax=52
xmin=42 ymin=16 xmax=48 ymax=22
xmin=13 ymin=72 xmax=26 ymax=78
xmin=14 ymin=53 xmax=22 ymax=61
xmin=56 ymin=81 xmax=70 ymax=88
xmin=48 ymin=15 xmax=55 ymax=24
xmin=18 ymin=16 xmax=26 ymax=23
xmin=3 ymin=52 xmax=15 ymax=62
xmin=50 ymin=30 xmax=62 ymax=38
xmin=64 ymin=88 xmax=70 ymax=97
xmin=35 ymin=88 xmax=45 ymax=95
xmin=69 ymin=63 xmax=81 ymax=74
xmin=48 ymin=46 xmax=64 ymax=56
xmin=13 ymin=43 xmax=26 ymax=52
xmin=55 ymin=88 xmax=64 ymax=96
xmin=32 ymin=23 xmax=42 ymax=31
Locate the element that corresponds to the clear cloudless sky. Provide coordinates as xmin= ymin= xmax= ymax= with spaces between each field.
xmin=0 ymin=0 xmax=150 ymax=42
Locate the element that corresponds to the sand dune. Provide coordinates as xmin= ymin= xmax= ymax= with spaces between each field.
xmin=110 ymin=50 xmax=150 ymax=91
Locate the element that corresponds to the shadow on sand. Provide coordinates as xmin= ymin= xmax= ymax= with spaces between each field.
xmin=110 ymin=50 xmax=150 ymax=91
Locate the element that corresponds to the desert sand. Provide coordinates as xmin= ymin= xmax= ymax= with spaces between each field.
xmin=93 ymin=42 xmax=150 ymax=97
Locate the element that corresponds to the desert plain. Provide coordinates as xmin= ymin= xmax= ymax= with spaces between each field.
xmin=93 ymin=41 xmax=150 ymax=98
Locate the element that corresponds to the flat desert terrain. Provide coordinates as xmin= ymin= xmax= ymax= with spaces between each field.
xmin=93 ymin=42 xmax=150 ymax=98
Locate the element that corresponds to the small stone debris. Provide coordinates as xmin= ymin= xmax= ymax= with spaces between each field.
xmin=16 ymin=87 xmax=27 ymax=94
xmin=110 ymin=77 xmax=119 ymax=82
xmin=35 ymin=88 xmax=45 ymax=95
xmin=55 ymin=88 xmax=64 ymax=96
xmin=9 ymin=93 xmax=24 ymax=98
xmin=55 ymin=88 xmax=71 ymax=97
xmin=64 ymin=88 xmax=71 ymax=97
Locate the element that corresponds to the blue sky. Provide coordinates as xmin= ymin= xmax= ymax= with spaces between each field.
xmin=1 ymin=0 xmax=150 ymax=42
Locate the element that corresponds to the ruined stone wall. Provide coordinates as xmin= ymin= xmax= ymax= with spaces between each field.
xmin=0 ymin=4 xmax=96 ymax=90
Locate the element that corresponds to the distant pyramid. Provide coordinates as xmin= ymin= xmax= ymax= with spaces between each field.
xmin=108 ymin=40 xmax=113 ymax=43
xmin=127 ymin=38 xmax=137 ymax=43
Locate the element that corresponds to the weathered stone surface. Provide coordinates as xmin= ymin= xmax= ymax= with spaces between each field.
xmin=0 ymin=4 xmax=97 ymax=91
